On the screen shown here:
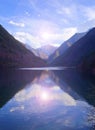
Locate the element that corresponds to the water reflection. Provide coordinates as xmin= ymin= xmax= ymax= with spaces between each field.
xmin=53 ymin=69 xmax=95 ymax=106
xmin=0 ymin=69 xmax=95 ymax=130
xmin=0 ymin=69 xmax=41 ymax=107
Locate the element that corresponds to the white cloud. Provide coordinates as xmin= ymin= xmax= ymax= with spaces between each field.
xmin=57 ymin=6 xmax=72 ymax=16
xmin=62 ymin=27 xmax=77 ymax=40
xmin=83 ymin=6 xmax=95 ymax=21
xmin=9 ymin=20 xmax=25 ymax=27
xmin=14 ymin=31 xmax=42 ymax=48
xmin=1 ymin=0 xmax=95 ymax=50
xmin=50 ymin=27 xmax=77 ymax=42
xmin=7 ymin=12 xmax=78 ymax=48
xmin=13 ymin=26 xmax=77 ymax=48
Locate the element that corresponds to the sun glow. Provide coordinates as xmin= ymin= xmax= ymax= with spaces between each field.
xmin=40 ymin=91 xmax=49 ymax=101
xmin=41 ymin=32 xmax=51 ymax=40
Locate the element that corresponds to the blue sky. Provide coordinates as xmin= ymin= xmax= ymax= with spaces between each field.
xmin=0 ymin=0 xmax=95 ymax=48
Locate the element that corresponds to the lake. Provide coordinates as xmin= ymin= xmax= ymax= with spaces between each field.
xmin=0 ymin=68 xmax=95 ymax=130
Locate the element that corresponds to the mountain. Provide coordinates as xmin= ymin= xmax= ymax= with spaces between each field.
xmin=50 ymin=28 xmax=95 ymax=68
xmin=0 ymin=25 xmax=46 ymax=68
xmin=48 ymin=32 xmax=86 ymax=63
xmin=25 ymin=44 xmax=39 ymax=57
xmin=26 ymin=44 xmax=57 ymax=59
xmin=36 ymin=45 xmax=57 ymax=59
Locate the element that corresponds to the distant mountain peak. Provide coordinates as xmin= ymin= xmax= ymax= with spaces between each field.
xmin=36 ymin=44 xmax=58 ymax=59
xmin=26 ymin=44 xmax=58 ymax=59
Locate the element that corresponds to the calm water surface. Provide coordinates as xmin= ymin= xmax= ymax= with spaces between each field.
xmin=0 ymin=68 xmax=95 ymax=130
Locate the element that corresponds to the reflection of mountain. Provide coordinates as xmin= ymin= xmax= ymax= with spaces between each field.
xmin=0 ymin=69 xmax=41 ymax=108
xmin=50 ymin=28 xmax=95 ymax=68
xmin=0 ymin=25 xmax=46 ymax=67
xmin=0 ymin=70 xmax=93 ymax=130
xmin=53 ymin=69 xmax=95 ymax=106
xmin=48 ymin=32 xmax=86 ymax=63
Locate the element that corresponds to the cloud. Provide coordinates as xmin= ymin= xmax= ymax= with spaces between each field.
xmin=14 ymin=31 xmax=41 ymax=48
xmin=57 ymin=6 xmax=73 ymax=16
xmin=1 ymin=0 xmax=79 ymax=48
xmin=63 ymin=27 xmax=78 ymax=39
xmin=27 ymin=0 xmax=77 ymax=25
xmin=9 ymin=20 xmax=25 ymax=27
xmin=51 ymin=27 xmax=77 ymax=42
xmin=83 ymin=6 xmax=95 ymax=21
xmin=14 ymin=26 xmax=77 ymax=48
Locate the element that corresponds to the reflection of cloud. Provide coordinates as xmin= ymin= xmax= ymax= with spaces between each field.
xmin=15 ymin=84 xmax=76 ymax=106
xmin=57 ymin=93 xmax=76 ymax=106
xmin=9 ymin=78 xmax=93 ymax=129
xmin=10 ymin=105 xmax=24 ymax=112
xmin=51 ymin=86 xmax=60 ymax=91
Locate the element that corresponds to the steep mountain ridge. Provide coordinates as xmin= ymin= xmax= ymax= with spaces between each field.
xmin=0 ymin=25 xmax=46 ymax=67
xmin=48 ymin=32 xmax=86 ymax=63
xmin=50 ymin=28 xmax=95 ymax=67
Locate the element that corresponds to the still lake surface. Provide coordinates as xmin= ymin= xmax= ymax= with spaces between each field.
xmin=0 ymin=68 xmax=95 ymax=130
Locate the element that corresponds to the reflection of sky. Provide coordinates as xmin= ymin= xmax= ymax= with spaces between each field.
xmin=1 ymin=0 xmax=95 ymax=48
xmin=0 ymin=73 xmax=94 ymax=130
